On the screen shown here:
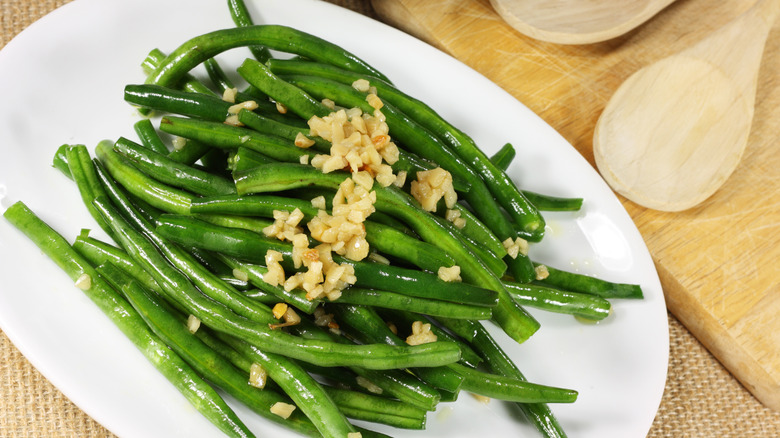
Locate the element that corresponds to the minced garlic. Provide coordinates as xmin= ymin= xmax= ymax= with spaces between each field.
xmin=406 ymin=321 xmax=437 ymax=346
xmin=249 ymin=363 xmax=267 ymax=389
xmin=502 ymin=237 xmax=529 ymax=259
xmin=410 ymin=167 xmax=457 ymax=212
xmin=270 ymin=402 xmax=296 ymax=419
xmin=534 ymin=264 xmax=550 ymax=280
xmin=437 ymin=265 xmax=462 ymax=282
xmin=74 ymin=273 xmax=91 ymax=291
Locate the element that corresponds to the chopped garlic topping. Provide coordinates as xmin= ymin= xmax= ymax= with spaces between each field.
xmin=186 ymin=315 xmax=201 ymax=334
xmin=228 ymin=100 xmax=258 ymax=115
xmin=351 ymin=78 xmax=371 ymax=93
xmin=502 ymin=237 xmax=529 ymax=259
xmin=534 ymin=264 xmax=550 ymax=280
xmin=221 ymin=87 xmax=238 ymax=103
xmin=294 ymin=132 xmax=315 ymax=148
xmin=445 ymin=208 xmax=467 ymax=229
xmin=74 ymin=273 xmax=91 ymax=291
xmin=406 ymin=321 xmax=437 ymax=346
xmin=270 ymin=402 xmax=296 ymax=419
xmin=249 ymin=363 xmax=267 ymax=389
xmin=410 ymin=167 xmax=457 ymax=212
xmin=437 ymin=265 xmax=462 ymax=282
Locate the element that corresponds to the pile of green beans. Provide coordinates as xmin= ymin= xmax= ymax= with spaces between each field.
xmin=3 ymin=2 xmax=646 ymax=437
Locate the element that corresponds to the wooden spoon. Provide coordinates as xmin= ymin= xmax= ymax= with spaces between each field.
xmin=489 ymin=0 xmax=678 ymax=44
xmin=593 ymin=0 xmax=780 ymax=212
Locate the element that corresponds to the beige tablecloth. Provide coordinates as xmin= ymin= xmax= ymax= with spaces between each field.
xmin=2 ymin=1 xmax=779 ymax=437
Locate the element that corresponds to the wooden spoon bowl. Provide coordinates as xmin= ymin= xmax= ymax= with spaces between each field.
xmin=489 ymin=0 xmax=678 ymax=44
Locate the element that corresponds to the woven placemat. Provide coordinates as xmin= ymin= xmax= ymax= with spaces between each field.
xmin=2 ymin=1 xmax=780 ymax=437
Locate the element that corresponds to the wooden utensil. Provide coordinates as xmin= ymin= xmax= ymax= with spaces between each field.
xmin=489 ymin=0 xmax=678 ymax=44
xmin=593 ymin=0 xmax=780 ymax=212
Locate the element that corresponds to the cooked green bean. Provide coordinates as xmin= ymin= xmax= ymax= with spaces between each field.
xmin=114 ymin=137 xmax=236 ymax=196
xmin=503 ymin=281 xmax=612 ymax=320
xmin=72 ymin=233 xmax=162 ymax=296
xmin=141 ymin=48 xmax=215 ymax=95
xmin=522 ymin=191 xmax=583 ymax=212
xmin=449 ymin=363 xmax=577 ymax=404
xmin=376 ymin=309 xmax=483 ymax=368
xmin=95 ymin=140 xmax=192 ymax=214
xmin=145 ymin=25 xmax=390 ymax=89
xmin=490 ymin=142 xmax=516 ymax=171
xmin=534 ymin=263 xmax=644 ymax=299
xmin=332 ymin=288 xmax=492 ymax=320
xmin=218 ymin=254 xmax=320 ymax=314
xmin=324 ymin=387 xmax=427 ymax=429
xmin=133 ymin=119 xmax=169 ymax=155
xmin=64 ymin=143 xmax=119 ymax=241
xmin=159 ymin=116 xmax=317 ymax=163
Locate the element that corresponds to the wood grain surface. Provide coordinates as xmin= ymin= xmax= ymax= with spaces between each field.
xmin=372 ymin=0 xmax=780 ymax=411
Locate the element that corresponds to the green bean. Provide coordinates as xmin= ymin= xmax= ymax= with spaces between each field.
xmin=72 ymin=233 xmax=162 ymax=296
xmin=159 ymin=116 xmax=316 ymax=163
xmin=490 ymin=142 xmax=516 ymax=171
xmin=234 ymin=162 xmax=539 ymax=343
xmin=534 ymin=263 xmax=644 ymax=299
xmin=333 ymin=288 xmax=491 ymax=320
xmin=522 ymin=191 xmax=583 ymax=212
xmin=167 ymin=138 xmax=213 ymax=166
xmin=145 ymin=25 xmax=390 ymax=89
xmin=64 ymin=143 xmax=118 ymax=241
xmin=449 ymin=363 xmax=577 ymax=404
xmin=2 ymin=202 xmax=255 ymax=438
xmin=503 ymin=281 xmax=612 ymax=320
xmin=153 ymin=213 xmax=498 ymax=307
xmin=133 ymin=119 xmax=169 ymax=155
xmin=95 ymin=140 xmax=192 ymax=214
xmin=227 ymin=0 xmax=269 ymax=63
xmin=229 ymin=147 xmax=277 ymax=172
xmin=125 ymin=84 xmax=232 ymax=122
xmin=141 ymin=48 xmax=215 ymax=95
xmin=290 ymin=319 xmax=442 ymax=412
xmin=237 ymin=109 xmax=332 ymax=152
xmin=324 ymin=387 xmax=427 ymax=429
xmin=114 ymin=137 xmax=237 ymax=196
xmin=52 ymin=144 xmax=72 ymax=178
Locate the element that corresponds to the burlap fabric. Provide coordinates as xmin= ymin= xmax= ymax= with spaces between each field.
xmin=2 ymin=1 xmax=779 ymax=436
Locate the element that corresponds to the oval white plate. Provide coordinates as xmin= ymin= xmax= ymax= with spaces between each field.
xmin=0 ymin=0 xmax=668 ymax=437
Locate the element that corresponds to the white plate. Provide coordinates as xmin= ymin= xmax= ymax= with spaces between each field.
xmin=0 ymin=0 xmax=669 ymax=437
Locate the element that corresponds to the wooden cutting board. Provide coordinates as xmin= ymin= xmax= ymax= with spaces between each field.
xmin=372 ymin=0 xmax=780 ymax=411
